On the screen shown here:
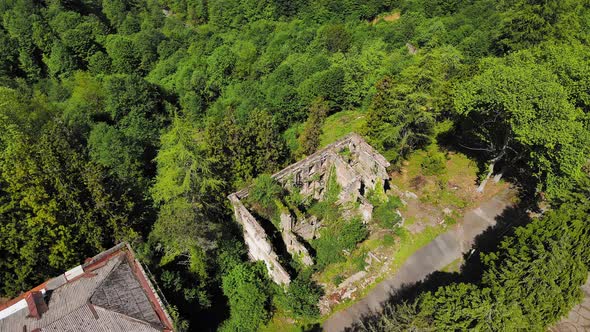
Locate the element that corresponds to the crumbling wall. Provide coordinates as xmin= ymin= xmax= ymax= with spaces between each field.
xmin=228 ymin=194 xmax=291 ymax=285
xmin=280 ymin=213 xmax=314 ymax=266
xmin=346 ymin=134 xmax=390 ymax=190
xmin=228 ymin=133 xmax=390 ymax=285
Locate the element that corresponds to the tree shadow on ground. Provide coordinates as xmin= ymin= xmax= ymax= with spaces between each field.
xmin=437 ymin=126 xmax=540 ymax=206
xmin=345 ymin=201 xmax=532 ymax=331
xmin=459 ymin=202 xmax=531 ymax=283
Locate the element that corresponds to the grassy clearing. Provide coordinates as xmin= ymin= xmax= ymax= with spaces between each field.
xmin=261 ymin=314 xmax=303 ymax=332
xmin=319 ymin=110 xmax=366 ymax=147
xmin=370 ymin=10 xmax=401 ymax=24
xmin=391 ymin=143 xmax=480 ymax=211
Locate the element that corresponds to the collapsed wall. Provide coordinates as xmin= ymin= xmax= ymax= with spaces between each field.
xmin=228 ymin=133 xmax=390 ymax=285
xmin=228 ymin=194 xmax=291 ymax=285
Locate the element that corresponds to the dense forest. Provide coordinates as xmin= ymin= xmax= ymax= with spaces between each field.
xmin=0 ymin=0 xmax=588 ymax=331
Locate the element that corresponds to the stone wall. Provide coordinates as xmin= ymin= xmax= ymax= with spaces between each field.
xmin=228 ymin=194 xmax=291 ymax=285
xmin=229 ymin=133 xmax=390 ymax=285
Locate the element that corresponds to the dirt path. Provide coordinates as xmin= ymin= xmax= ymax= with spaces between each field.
xmin=322 ymin=190 xmax=513 ymax=332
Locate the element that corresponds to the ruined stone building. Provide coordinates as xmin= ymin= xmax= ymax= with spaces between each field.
xmin=0 ymin=243 xmax=175 ymax=332
xmin=228 ymin=133 xmax=390 ymax=285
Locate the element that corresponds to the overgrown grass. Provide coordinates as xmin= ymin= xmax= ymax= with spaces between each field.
xmin=261 ymin=313 xmax=304 ymax=332
xmin=323 ymin=223 xmax=447 ymax=317
xmin=391 ymin=144 xmax=472 ymax=210
xmin=311 ymin=217 xmax=368 ymax=268
xmin=319 ymin=110 xmax=366 ymax=147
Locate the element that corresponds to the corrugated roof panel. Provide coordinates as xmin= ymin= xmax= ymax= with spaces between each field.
xmin=41 ymin=305 xmax=160 ymax=332
xmin=0 ymin=244 xmax=172 ymax=332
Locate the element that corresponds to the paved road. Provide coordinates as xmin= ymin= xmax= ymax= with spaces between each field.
xmin=322 ymin=191 xmax=512 ymax=332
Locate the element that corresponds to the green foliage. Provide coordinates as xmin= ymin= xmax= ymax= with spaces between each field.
xmin=165 ymin=305 xmax=190 ymax=332
xmin=312 ymin=217 xmax=368 ymax=268
xmin=332 ymin=274 xmax=345 ymax=286
xmin=420 ymin=149 xmax=447 ymax=176
xmin=365 ymin=64 xmax=439 ymax=162
xmin=248 ymin=174 xmax=284 ymax=217
xmin=106 ymin=35 xmax=142 ymax=74
xmin=205 ymin=109 xmax=289 ymax=186
xmin=279 ymin=272 xmax=324 ymax=320
xmin=319 ymin=24 xmax=351 ymax=53
xmin=455 ymin=52 xmax=590 ymax=198
xmin=220 ymin=262 xmax=272 ymax=332
xmin=296 ymin=98 xmax=328 ymax=158
xmin=0 ymin=121 xmax=138 ymax=296
xmin=372 ymin=196 xmax=403 ymax=229
xmin=382 ymin=234 xmax=396 ymax=246
xmin=151 ymin=116 xmax=225 ymax=255
xmin=362 ymin=301 xmax=431 ymax=332
xmin=495 ymin=0 xmax=587 ymax=53
xmin=366 ymin=178 xmax=388 ymax=205
xmin=324 ymin=165 xmax=342 ymax=204
xmin=307 ymin=167 xmax=342 ymax=225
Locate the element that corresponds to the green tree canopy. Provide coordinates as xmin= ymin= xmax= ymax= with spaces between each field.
xmin=455 ymin=53 xmax=590 ymax=197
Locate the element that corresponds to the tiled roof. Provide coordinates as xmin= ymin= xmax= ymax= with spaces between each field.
xmin=0 ymin=243 xmax=175 ymax=332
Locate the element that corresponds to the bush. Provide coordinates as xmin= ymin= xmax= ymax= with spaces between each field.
xmin=372 ymin=196 xmax=403 ymax=229
xmin=367 ymin=178 xmax=388 ymax=205
xmin=280 ymin=272 xmax=324 ymax=320
xmin=333 ymin=274 xmax=345 ymax=286
xmin=308 ymin=200 xmax=340 ymax=222
xmin=308 ymin=166 xmax=342 ymax=222
xmin=383 ymin=234 xmax=396 ymax=246
xmin=420 ymin=150 xmax=447 ymax=176
xmin=312 ymin=217 xmax=368 ymax=268
xmin=248 ymin=174 xmax=284 ymax=217
xmin=324 ymin=165 xmax=342 ymax=204
xmin=220 ymin=262 xmax=271 ymax=332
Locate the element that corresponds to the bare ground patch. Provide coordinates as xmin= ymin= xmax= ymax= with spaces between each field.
xmin=371 ymin=11 xmax=401 ymax=25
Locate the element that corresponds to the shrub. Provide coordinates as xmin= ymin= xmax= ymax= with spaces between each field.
xmin=220 ymin=262 xmax=271 ymax=332
xmin=420 ymin=150 xmax=447 ymax=176
xmin=352 ymin=252 xmax=368 ymax=271
xmin=372 ymin=196 xmax=403 ymax=229
xmin=280 ymin=272 xmax=324 ymax=320
xmin=383 ymin=234 xmax=396 ymax=246
xmin=333 ymin=274 xmax=345 ymax=286
xmin=324 ymin=165 xmax=342 ymax=203
xmin=367 ymin=178 xmax=388 ymax=205
xmin=308 ymin=200 xmax=340 ymax=222
xmin=248 ymin=174 xmax=284 ymax=217
xmin=312 ymin=217 xmax=368 ymax=268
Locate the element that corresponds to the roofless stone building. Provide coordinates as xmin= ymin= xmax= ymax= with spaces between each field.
xmin=228 ymin=133 xmax=390 ymax=285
